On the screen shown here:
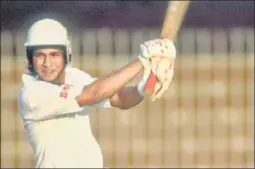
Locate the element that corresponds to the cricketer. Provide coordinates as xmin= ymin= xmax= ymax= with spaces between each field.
xmin=18 ymin=18 xmax=176 ymax=168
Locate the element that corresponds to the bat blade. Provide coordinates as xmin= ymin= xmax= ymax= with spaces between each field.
xmin=144 ymin=1 xmax=190 ymax=95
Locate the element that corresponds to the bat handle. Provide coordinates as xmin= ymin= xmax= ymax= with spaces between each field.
xmin=144 ymin=71 xmax=158 ymax=95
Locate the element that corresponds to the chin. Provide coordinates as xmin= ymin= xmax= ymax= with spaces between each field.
xmin=36 ymin=70 xmax=64 ymax=84
xmin=39 ymin=74 xmax=59 ymax=83
xmin=44 ymin=77 xmax=58 ymax=82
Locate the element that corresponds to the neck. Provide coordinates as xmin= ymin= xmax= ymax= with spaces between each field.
xmin=52 ymin=72 xmax=66 ymax=85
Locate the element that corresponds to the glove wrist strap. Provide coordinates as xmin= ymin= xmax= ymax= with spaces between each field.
xmin=137 ymin=79 xmax=146 ymax=97
xmin=137 ymin=70 xmax=150 ymax=97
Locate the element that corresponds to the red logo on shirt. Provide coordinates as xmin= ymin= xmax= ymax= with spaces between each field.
xmin=60 ymin=84 xmax=71 ymax=99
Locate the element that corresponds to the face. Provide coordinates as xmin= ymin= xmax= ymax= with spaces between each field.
xmin=32 ymin=48 xmax=65 ymax=84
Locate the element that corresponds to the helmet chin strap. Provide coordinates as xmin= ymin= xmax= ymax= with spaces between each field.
xmin=65 ymin=39 xmax=72 ymax=64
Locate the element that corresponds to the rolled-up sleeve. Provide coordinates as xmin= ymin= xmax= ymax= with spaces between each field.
xmin=19 ymin=83 xmax=84 ymax=122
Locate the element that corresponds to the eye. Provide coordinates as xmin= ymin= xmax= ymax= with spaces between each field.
xmin=52 ymin=52 xmax=61 ymax=57
xmin=34 ymin=53 xmax=44 ymax=58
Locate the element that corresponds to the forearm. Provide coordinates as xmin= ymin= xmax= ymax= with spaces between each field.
xmin=110 ymin=85 xmax=144 ymax=110
xmin=76 ymin=58 xmax=143 ymax=106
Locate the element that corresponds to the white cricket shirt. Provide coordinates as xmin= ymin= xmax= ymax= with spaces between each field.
xmin=18 ymin=66 xmax=112 ymax=168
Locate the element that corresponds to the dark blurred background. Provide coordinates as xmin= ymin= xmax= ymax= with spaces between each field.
xmin=1 ymin=1 xmax=254 ymax=31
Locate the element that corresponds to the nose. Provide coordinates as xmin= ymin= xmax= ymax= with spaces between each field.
xmin=42 ymin=56 xmax=51 ymax=67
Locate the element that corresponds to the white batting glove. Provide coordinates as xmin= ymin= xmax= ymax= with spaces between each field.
xmin=138 ymin=38 xmax=176 ymax=101
xmin=137 ymin=54 xmax=151 ymax=97
xmin=151 ymin=59 xmax=175 ymax=101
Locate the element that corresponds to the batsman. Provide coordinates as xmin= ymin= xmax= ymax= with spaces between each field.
xmin=18 ymin=18 xmax=176 ymax=168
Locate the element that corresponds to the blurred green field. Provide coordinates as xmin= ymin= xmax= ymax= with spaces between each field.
xmin=1 ymin=54 xmax=254 ymax=168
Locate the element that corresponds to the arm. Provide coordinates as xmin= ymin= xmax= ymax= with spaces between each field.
xmin=75 ymin=58 xmax=143 ymax=107
xmin=108 ymin=38 xmax=177 ymax=109
xmin=19 ymin=58 xmax=143 ymax=122
xmin=109 ymin=85 xmax=144 ymax=110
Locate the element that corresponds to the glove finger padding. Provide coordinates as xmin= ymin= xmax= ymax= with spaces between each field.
xmin=152 ymin=61 xmax=174 ymax=101
xmin=138 ymin=38 xmax=176 ymax=100
xmin=152 ymin=56 xmax=171 ymax=83
xmin=151 ymin=78 xmax=171 ymax=101
xmin=151 ymin=81 xmax=162 ymax=100
xmin=140 ymin=39 xmax=175 ymax=60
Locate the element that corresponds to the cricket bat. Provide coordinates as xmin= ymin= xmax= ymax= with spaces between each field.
xmin=144 ymin=1 xmax=190 ymax=95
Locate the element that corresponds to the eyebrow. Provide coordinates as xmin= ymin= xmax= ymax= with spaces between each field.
xmin=34 ymin=51 xmax=62 ymax=55
xmin=50 ymin=51 xmax=61 ymax=54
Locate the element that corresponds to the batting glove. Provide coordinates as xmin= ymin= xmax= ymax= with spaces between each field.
xmin=138 ymin=38 xmax=176 ymax=101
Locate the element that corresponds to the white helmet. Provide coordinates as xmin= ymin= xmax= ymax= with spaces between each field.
xmin=25 ymin=18 xmax=72 ymax=72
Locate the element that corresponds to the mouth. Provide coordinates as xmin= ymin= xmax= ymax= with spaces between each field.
xmin=43 ymin=70 xmax=54 ymax=74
